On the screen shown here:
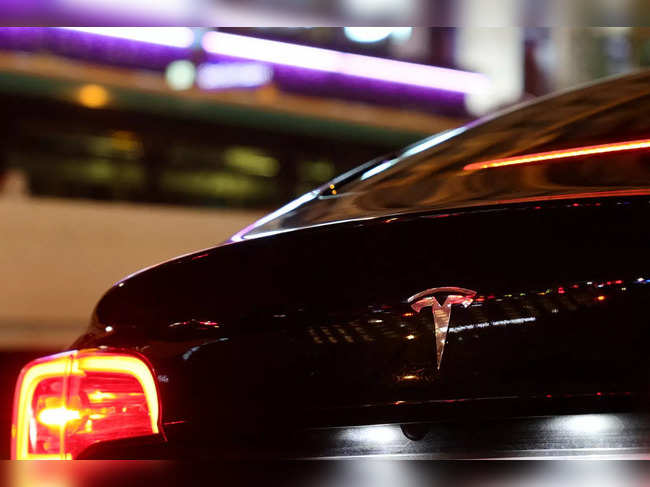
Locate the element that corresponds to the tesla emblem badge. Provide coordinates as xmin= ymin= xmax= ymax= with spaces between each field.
xmin=407 ymin=287 xmax=477 ymax=370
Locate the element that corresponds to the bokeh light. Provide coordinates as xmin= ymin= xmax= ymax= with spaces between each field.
xmin=165 ymin=60 xmax=196 ymax=90
xmin=77 ymin=84 xmax=109 ymax=108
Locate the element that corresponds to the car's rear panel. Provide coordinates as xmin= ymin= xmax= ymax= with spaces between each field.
xmin=59 ymin=71 xmax=650 ymax=458
xmin=72 ymin=192 xmax=650 ymax=458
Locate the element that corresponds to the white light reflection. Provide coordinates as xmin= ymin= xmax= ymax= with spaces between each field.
xmin=359 ymin=126 xmax=467 ymax=181
xmin=360 ymin=159 xmax=398 ymax=181
xmin=562 ymin=414 xmax=618 ymax=435
xmin=230 ymin=124 xmax=469 ymax=241
xmin=344 ymin=425 xmax=401 ymax=444
xmin=232 ymin=215 xmax=378 ymax=241
xmin=400 ymin=126 xmax=467 ymax=159
xmin=449 ymin=317 xmax=536 ymax=334
xmin=229 ymin=190 xmax=319 ymax=241
xmin=554 ymin=414 xmax=621 ymax=436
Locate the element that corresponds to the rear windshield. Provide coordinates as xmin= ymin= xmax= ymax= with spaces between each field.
xmin=236 ymin=71 xmax=650 ymax=240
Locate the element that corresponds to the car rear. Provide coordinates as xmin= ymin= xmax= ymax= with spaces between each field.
xmin=12 ymin=70 xmax=650 ymax=459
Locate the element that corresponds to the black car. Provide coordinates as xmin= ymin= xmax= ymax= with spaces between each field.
xmin=12 ymin=71 xmax=650 ymax=459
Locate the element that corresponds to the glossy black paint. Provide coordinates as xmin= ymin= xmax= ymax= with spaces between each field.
xmin=70 ymin=72 xmax=650 ymax=458
xmin=70 ymin=196 xmax=650 ymax=457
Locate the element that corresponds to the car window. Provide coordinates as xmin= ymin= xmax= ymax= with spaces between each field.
xmin=237 ymin=71 xmax=650 ymax=239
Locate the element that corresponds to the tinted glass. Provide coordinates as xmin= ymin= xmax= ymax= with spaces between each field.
xmin=240 ymin=71 xmax=650 ymax=238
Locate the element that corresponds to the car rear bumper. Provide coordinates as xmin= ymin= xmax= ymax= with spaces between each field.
xmin=78 ymin=411 xmax=650 ymax=459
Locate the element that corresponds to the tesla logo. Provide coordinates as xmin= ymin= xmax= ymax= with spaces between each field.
xmin=407 ymin=287 xmax=477 ymax=370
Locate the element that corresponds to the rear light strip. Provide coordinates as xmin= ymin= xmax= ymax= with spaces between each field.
xmin=463 ymin=138 xmax=650 ymax=171
xmin=11 ymin=349 xmax=161 ymax=460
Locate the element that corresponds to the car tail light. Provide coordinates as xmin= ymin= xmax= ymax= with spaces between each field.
xmin=11 ymin=349 xmax=161 ymax=460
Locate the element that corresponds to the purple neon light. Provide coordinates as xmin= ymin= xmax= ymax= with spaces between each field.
xmin=0 ymin=27 xmax=193 ymax=71
xmin=59 ymin=27 xmax=195 ymax=48
xmin=202 ymin=31 xmax=489 ymax=95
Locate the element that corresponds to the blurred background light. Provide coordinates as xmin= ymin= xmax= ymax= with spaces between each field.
xmin=77 ymin=84 xmax=109 ymax=108
xmin=165 ymin=60 xmax=196 ymax=90
xmin=202 ymin=31 xmax=340 ymax=71
xmin=457 ymin=27 xmax=524 ymax=115
xmin=340 ymin=0 xmax=418 ymax=24
xmin=202 ymin=31 xmax=489 ymax=94
xmin=196 ymin=62 xmax=273 ymax=90
xmin=343 ymin=27 xmax=395 ymax=43
xmin=343 ymin=27 xmax=413 ymax=44
xmin=55 ymin=0 xmax=203 ymax=25
xmin=360 ymin=159 xmax=398 ymax=180
xmin=390 ymin=27 xmax=413 ymax=43
xmin=60 ymin=27 xmax=195 ymax=48
xmin=223 ymin=147 xmax=279 ymax=177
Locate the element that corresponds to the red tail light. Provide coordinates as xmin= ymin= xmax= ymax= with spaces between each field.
xmin=11 ymin=349 xmax=161 ymax=460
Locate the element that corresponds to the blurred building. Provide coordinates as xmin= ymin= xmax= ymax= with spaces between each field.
xmin=1 ymin=27 xmax=648 ymax=214
xmin=0 ymin=27 xmax=471 ymax=211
